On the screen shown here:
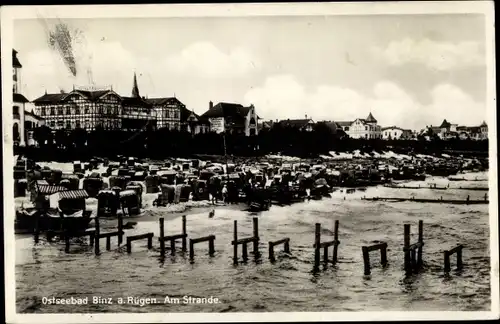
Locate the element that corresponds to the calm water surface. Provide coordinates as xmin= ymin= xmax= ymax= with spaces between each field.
xmin=15 ymin=173 xmax=491 ymax=313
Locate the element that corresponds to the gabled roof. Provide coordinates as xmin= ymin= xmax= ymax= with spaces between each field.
xmin=439 ymin=119 xmax=451 ymax=128
xmin=33 ymin=93 xmax=68 ymax=104
xmin=121 ymin=96 xmax=152 ymax=107
xmin=480 ymin=121 xmax=487 ymax=127
xmin=146 ymin=97 xmax=184 ymax=106
xmin=381 ymin=126 xmax=410 ymax=131
xmin=13 ymin=93 xmax=29 ymax=103
xmin=180 ymin=107 xmax=210 ymax=125
xmin=201 ymin=102 xmax=252 ymax=120
xmin=13 ymin=49 xmax=22 ymax=68
xmin=278 ymin=119 xmax=314 ymax=127
xmin=33 ymin=89 xmax=120 ymax=104
xmin=335 ymin=121 xmax=353 ymax=127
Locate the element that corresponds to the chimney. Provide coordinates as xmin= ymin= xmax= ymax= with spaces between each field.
xmin=209 ymin=101 xmax=213 ymax=110
xmin=305 ymin=114 xmax=308 ymax=119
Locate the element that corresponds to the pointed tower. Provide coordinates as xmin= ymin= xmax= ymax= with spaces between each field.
xmin=366 ymin=112 xmax=377 ymax=124
xmin=132 ymin=72 xmax=140 ymax=98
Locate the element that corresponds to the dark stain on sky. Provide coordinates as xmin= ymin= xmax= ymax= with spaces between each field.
xmin=47 ymin=23 xmax=79 ymax=77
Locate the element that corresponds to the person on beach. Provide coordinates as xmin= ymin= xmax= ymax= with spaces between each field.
xmin=222 ymin=184 xmax=228 ymax=204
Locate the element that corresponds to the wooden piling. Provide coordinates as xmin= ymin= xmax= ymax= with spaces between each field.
xmin=159 ymin=218 xmax=165 ymax=256
xmin=106 ymin=237 xmax=111 ymax=251
xmin=381 ymin=244 xmax=387 ymax=266
xmin=362 ymin=246 xmax=370 ymax=275
xmin=444 ymin=251 xmax=451 ymax=273
xmin=189 ymin=240 xmax=194 ymax=260
xmin=147 ymin=236 xmax=153 ymax=249
xmin=269 ymin=243 xmax=275 ymax=261
xmin=417 ymin=220 xmax=423 ymax=266
xmin=242 ymin=242 xmax=248 ymax=261
xmin=404 ymin=224 xmax=411 ymax=274
xmin=170 ymin=238 xmax=176 ymax=256
xmin=314 ymin=223 xmax=321 ymax=271
xmin=182 ymin=215 xmax=187 ymax=252
xmin=118 ymin=213 xmax=123 ymax=246
xmin=95 ymin=217 xmax=101 ymax=255
xmin=126 ymin=237 xmax=132 ymax=254
xmin=323 ymin=246 xmax=328 ymax=264
xmin=233 ymin=220 xmax=238 ymax=264
xmin=252 ymin=217 xmax=259 ymax=255
xmin=284 ymin=239 xmax=290 ymax=253
xmin=209 ymin=237 xmax=215 ymax=256
xmin=456 ymin=247 xmax=463 ymax=270
xmin=332 ymin=220 xmax=339 ymax=264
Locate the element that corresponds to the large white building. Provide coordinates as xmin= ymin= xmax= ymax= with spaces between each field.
xmin=381 ymin=126 xmax=413 ymax=140
xmin=12 ymin=49 xmax=44 ymax=147
xmin=335 ymin=113 xmax=382 ymax=139
xmin=201 ymin=101 xmax=259 ymax=136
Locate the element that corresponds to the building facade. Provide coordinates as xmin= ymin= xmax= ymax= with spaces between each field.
xmin=335 ymin=113 xmax=382 ymax=139
xmin=12 ymin=49 xmax=44 ymax=146
xmin=278 ymin=118 xmax=315 ymax=132
xmin=32 ymin=74 xmax=189 ymax=132
xmin=421 ymin=119 xmax=488 ymax=140
xmin=201 ymin=101 xmax=259 ymax=136
xmin=381 ymin=126 xmax=413 ymax=140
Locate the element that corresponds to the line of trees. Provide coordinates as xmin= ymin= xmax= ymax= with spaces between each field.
xmin=14 ymin=123 xmax=488 ymax=162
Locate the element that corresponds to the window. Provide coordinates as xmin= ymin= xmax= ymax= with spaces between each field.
xmin=66 ymin=121 xmax=71 ymax=129
xmin=85 ymin=107 xmax=90 ymax=114
xmin=75 ymin=107 xmax=80 ymax=114
xmin=344 ymin=126 xmax=349 ymax=131
xmin=66 ymin=107 xmax=71 ymax=115
xmin=365 ymin=126 xmax=368 ymax=130
xmin=50 ymin=121 xmax=55 ymax=127
xmin=57 ymin=107 xmax=63 ymax=115
xmin=13 ymin=106 xmax=19 ymax=115
xmin=41 ymin=107 xmax=46 ymax=116
xmin=76 ymin=120 xmax=81 ymax=128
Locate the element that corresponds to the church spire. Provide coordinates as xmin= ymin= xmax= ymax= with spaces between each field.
xmin=132 ymin=72 xmax=140 ymax=98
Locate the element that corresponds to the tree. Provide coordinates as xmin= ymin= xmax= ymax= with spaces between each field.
xmin=33 ymin=125 xmax=53 ymax=147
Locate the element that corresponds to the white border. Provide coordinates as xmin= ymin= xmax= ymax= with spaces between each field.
xmin=2 ymin=2 xmax=498 ymax=323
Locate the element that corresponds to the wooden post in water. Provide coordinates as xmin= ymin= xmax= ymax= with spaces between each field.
xmin=95 ymin=217 xmax=101 ymax=255
xmin=209 ymin=237 xmax=215 ymax=256
xmin=314 ymin=223 xmax=321 ymax=271
xmin=269 ymin=242 xmax=275 ymax=261
xmin=417 ymin=220 xmax=423 ymax=266
xmin=252 ymin=217 xmax=259 ymax=256
xmin=189 ymin=240 xmax=194 ymax=260
xmin=456 ymin=247 xmax=463 ymax=270
xmin=404 ymin=224 xmax=411 ymax=275
xmin=182 ymin=215 xmax=187 ymax=252
xmin=170 ymin=238 xmax=176 ymax=256
xmin=242 ymin=243 xmax=248 ymax=262
xmin=362 ymin=246 xmax=370 ymax=275
xmin=323 ymin=246 xmax=328 ymax=265
xmin=332 ymin=220 xmax=339 ymax=264
xmin=118 ymin=213 xmax=123 ymax=246
xmin=444 ymin=251 xmax=451 ymax=273
xmin=284 ymin=239 xmax=290 ymax=253
xmin=147 ymin=235 xmax=153 ymax=249
xmin=233 ymin=220 xmax=238 ymax=264
xmin=381 ymin=244 xmax=387 ymax=266
xmin=106 ymin=236 xmax=111 ymax=251
xmin=159 ymin=218 xmax=165 ymax=256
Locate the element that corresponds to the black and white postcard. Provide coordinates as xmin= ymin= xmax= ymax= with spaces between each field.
xmin=2 ymin=2 xmax=498 ymax=323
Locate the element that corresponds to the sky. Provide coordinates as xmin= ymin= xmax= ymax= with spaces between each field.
xmin=13 ymin=14 xmax=488 ymax=130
